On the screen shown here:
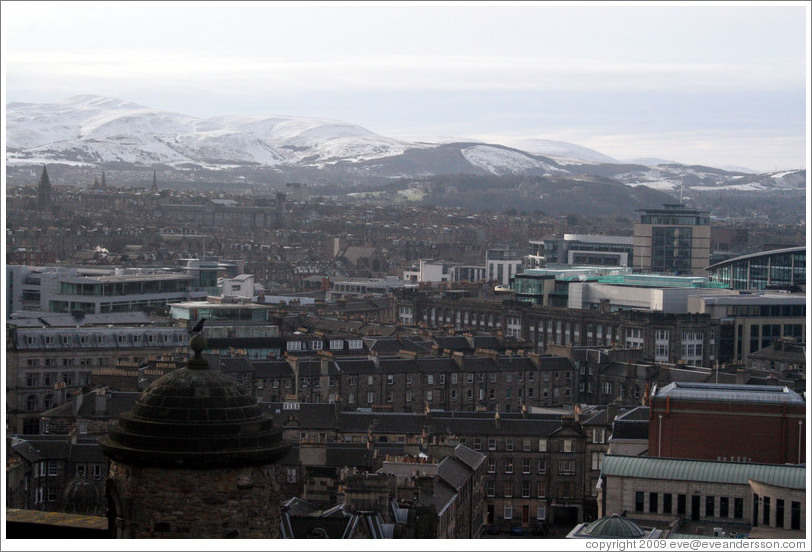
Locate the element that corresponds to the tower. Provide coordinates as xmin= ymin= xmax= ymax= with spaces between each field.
xmin=633 ymin=203 xmax=711 ymax=276
xmin=100 ymin=333 xmax=291 ymax=538
xmin=151 ymin=170 xmax=158 ymax=192
xmin=37 ymin=165 xmax=51 ymax=211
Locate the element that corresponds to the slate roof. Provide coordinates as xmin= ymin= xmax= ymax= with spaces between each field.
xmin=253 ymin=360 xmax=293 ymax=379
xmin=333 ymin=358 xmax=379 ymax=374
xmin=452 ymin=444 xmax=486 ymax=470
xmin=437 ymin=456 xmax=471 ymax=491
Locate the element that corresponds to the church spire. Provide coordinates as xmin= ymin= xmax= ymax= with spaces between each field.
xmin=151 ymin=170 xmax=158 ymax=192
xmin=38 ymin=164 xmax=51 ymax=211
xmin=101 ymin=171 xmax=107 ymax=188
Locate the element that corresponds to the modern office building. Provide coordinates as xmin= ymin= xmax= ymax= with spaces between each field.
xmin=486 ymin=248 xmax=523 ymax=286
xmin=687 ymin=291 xmax=805 ymax=365
xmin=633 ymin=204 xmax=711 ymax=276
xmin=528 ymin=235 xmax=635 ymax=268
xmin=706 ymin=246 xmax=805 ymax=291
xmin=6 ymin=265 xmax=209 ymax=316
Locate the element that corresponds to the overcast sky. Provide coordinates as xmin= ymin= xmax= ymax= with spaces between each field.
xmin=2 ymin=1 xmax=809 ymax=172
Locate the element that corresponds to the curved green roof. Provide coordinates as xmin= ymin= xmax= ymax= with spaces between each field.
xmin=601 ymin=455 xmax=805 ymax=489
xmin=583 ymin=515 xmax=645 ymax=538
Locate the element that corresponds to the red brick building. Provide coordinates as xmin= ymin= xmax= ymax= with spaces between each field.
xmin=648 ymin=382 xmax=805 ymax=465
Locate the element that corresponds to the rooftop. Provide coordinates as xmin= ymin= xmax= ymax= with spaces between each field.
xmin=653 ymin=381 xmax=805 ymax=405
xmin=601 ymin=455 xmax=805 ymax=489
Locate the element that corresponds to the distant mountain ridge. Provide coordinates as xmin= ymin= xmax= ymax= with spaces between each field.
xmin=5 ymin=95 xmax=806 ymax=193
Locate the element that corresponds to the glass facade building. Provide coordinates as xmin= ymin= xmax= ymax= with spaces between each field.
xmin=706 ymin=247 xmax=805 ymax=291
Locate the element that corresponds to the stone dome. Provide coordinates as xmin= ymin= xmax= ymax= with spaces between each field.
xmin=100 ymin=338 xmax=289 ymax=469
xmin=581 ymin=514 xmax=646 ymax=538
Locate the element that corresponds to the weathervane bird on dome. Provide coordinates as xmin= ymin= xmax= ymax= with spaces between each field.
xmin=189 ymin=317 xmax=207 ymax=336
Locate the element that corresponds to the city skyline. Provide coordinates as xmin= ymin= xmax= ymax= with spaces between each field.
xmin=2 ymin=1 xmax=809 ymax=173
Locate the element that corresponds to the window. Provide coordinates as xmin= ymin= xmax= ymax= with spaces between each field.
xmin=650 ymin=493 xmax=658 ymax=513
xmin=538 ymin=438 xmax=547 ymax=452
xmin=48 ymin=487 xmax=58 ymax=502
xmin=286 ymin=468 xmax=298 ymax=483
xmin=348 ymin=376 xmax=357 ymax=387
xmin=537 ymin=459 xmax=547 ymax=474
xmin=488 ymin=437 xmax=496 ymax=451
xmin=92 ymin=464 xmax=103 ymax=480
xmin=75 ymin=465 xmax=86 ymax=478
xmin=489 ymin=373 xmax=497 ymax=383
xmin=405 ymin=391 xmax=412 ymax=402
xmin=467 ymin=373 xmax=473 ymax=384
xmin=559 ymin=460 xmax=575 ymax=475
xmin=439 ymin=374 xmax=445 ymax=385
xmin=47 ymin=461 xmax=58 ymax=477
xmin=487 ymin=459 xmax=496 ymax=473
xmin=406 ymin=374 xmax=413 ymax=385
xmin=504 ymin=502 xmax=513 ymax=520
xmin=678 ymin=494 xmax=687 ymax=515
xmin=26 ymin=374 xmax=40 ymax=387
xmin=486 ymin=480 xmax=495 ymax=497
xmin=776 ymin=499 xmax=784 ymax=528
xmin=506 ymin=438 xmax=514 ymax=451
xmin=386 ymin=390 xmax=393 ymax=403
xmin=426 ymin=374 xmax=434 ymax=385
xmin=522 ymin=459 xmax=531 ymax=474
xmin=706 ymin=496 xmax=715 ymax=518
xmin=762 ymin=496 xmax=770 ymax=525
xmin=591 ymin=452 xmax=604 ymax=470
xmin=367 ymin=391 xmax=374 ymax=404
xmin=387 ymin=374 xmax=394 ymax=385
xmin=368 ymin=375 xmax=374 ymax=385
xmin=521 ymin=481 xmax=530 ymax=498
xmin=537 ymin=480 xmax=546 ymax=498
xmin=663 ymin=493 xmax=672 ymax=514
xmin=505 ymin=458 xmax=513 ymax=474
xmin=348 ymin=392 xmax=355 ymax=404
xmin=426 ymin=390 xmax=433 ymax=402
xmin=451 ymin=373 xmax=458 ymax=385
xmin=450 ymin=389 xmax=457 ymax=401
xmin=562 ymin=439 xmax=573 ymax=453
xmin=592 ymin=428 xmax=606 ymax=444
xmin=791 ymin=501 xmax=800 ymax=530
xmin=635 ymin=491 xmax=645 ymax=512
xmin=504 ymin=481 xmax=513 ymax=497
xmin=720 ymin=497 xmax=729 ymax=518
xmin=473 ymin=438 xmax=482 ymax=451
xmin=602 ymin=381 xmax=613 ymax=395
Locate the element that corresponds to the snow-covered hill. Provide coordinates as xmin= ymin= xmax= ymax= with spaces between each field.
xmin=5 ymin=96 xmax=806 ymax=192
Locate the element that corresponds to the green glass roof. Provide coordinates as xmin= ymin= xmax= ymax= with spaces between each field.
xmin=601 ymin=455 xmax=805 ymax=489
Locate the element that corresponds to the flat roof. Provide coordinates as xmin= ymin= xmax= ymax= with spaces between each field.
xmin=601 ymin=455 xmax=805 ymax=489
xmin=654 ymin=382 xmax=805 ymax=405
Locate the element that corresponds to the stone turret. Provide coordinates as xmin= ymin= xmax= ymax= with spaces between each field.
xmin=100 ymin=330 xmax=291 ymax=538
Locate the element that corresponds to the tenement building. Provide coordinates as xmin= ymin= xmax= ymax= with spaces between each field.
xmin=393 ymin=289 xmax=719 ymax=368
xmin=6 ymin=322 xmax=188 ymax=434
